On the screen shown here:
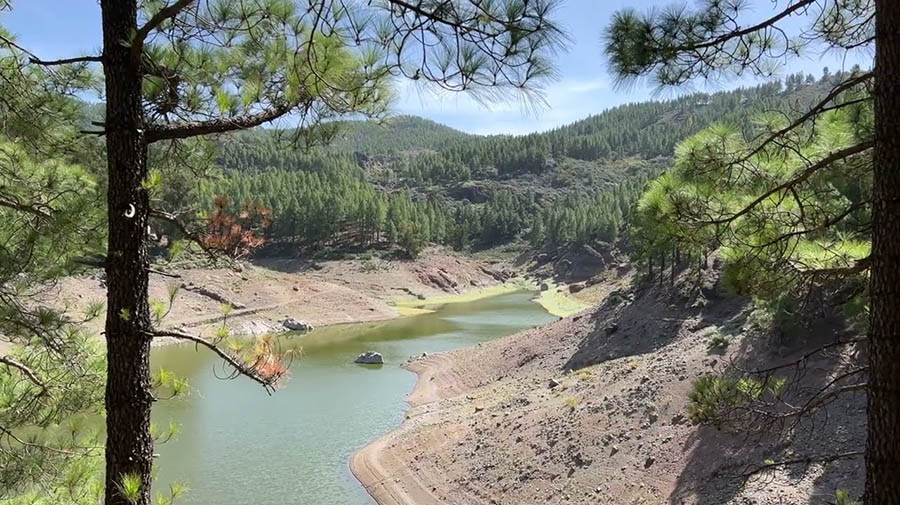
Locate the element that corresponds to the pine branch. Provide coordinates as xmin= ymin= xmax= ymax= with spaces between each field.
xmin=148 ymin=208 xmax=217 ymax=260
xmin=793 ymin=255 xmax=872 ymax=277
xmin=0 ymin=196 xmax=52 ymax=221
xmin=145 ymin=102 xmax=293 ymax=143
xmin=672 ymin=0 xmax=816 ymax=53
xmin=753 ymin=199 xmax=871 ymax=250
xmin=28 ymin=55 xmax=103 ymax=66
xmin=149 ymin=269 xmax=182 ymax=279
xmin=702 ymin=140 xmax=874 ymax=226
xmin=0 ymin=355 xmax=45 ymax=390
xmin=733 ymin=337 xmax=867 ymax=375
xmin=385 ymin=0 xmax=494 ymax=37
xmin=740 ymin=72 xmax=873 ymax=164
xmin=147 ymin=329 xmax=278 ymax=392
xmin=743 ymin=451 xmax=863 ymax=480
xmin=133 ymin=0 xmax=197 ymax=57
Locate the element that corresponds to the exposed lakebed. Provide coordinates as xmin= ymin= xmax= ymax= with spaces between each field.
xmin=151 ymin=291 xmax=555 ymax=505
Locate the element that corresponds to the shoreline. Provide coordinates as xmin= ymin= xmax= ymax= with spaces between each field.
xmin=349 ymin=353 xmax=451 ymax=505
xmin=347 ymin=285 xmax=590 ymax=504
xmin=151 ymin=280 xmax=533 ymax=348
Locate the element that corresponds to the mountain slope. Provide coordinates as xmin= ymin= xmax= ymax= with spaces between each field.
xmin=201 ymin=73 xmax=840 ymax=254
xmin=352 ymin=264 xmax=864 ymax=505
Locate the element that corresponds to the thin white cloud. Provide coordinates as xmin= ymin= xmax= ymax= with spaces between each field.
xmin=394 ymin=75 xmax=623 ymax=135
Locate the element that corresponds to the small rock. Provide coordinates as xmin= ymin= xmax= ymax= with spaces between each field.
xmin=282 ymin=318 xmax=314 ymax=332
xmin=354 ymin=351 xmax=384 ymax=365
xmin=549 ymin=378 xmax=561 ymax=389
xmin=644 ymin=457 xmax=655 ymax=468
xmin=671 ymin=414 xmax=686 ymax=426
xmin=605 ymin=323 xmax=618 ymax=335
xmin=292 ymin=286 xmax=300 ymax=292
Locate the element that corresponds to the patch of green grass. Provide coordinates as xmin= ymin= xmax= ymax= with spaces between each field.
xmin=573 ymin=368 xmax=595 ymax=381
xmin=532 ymin=281 xmax=590 ymax=317
xmin=393 ymin=283 xmax=522 ymax=309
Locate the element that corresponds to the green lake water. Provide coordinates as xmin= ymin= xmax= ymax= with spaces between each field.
xmin=151 ymin=291 xmax=555 ymax=505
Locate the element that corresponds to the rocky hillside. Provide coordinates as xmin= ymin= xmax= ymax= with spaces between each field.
xmin=352 ymin=262 xmax=865 ymax=505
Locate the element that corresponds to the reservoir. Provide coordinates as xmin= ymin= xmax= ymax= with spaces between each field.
xmin=152 ymin=291 xmax=555 ymax=504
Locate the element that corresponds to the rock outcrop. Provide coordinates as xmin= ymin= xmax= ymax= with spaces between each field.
xmin=282 ymin=318 xmax=314 ymax=332
xmin=355 ymin=351 xmax=384 ymax=365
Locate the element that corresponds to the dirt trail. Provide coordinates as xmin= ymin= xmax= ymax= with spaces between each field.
xmin=351 ymin=267 xmax=865 ymax=505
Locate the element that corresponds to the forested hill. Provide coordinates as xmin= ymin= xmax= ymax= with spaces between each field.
xmin=202 ymin=72 xmax=838 ymax=256
xmin=328 ymin=115 xmax=474 ymax=154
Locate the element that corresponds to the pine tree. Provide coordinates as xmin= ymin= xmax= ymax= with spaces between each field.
xmin=602 ymin=1 xmax=896 ymax=501
xmin=10 ymin=1 xmax=565 ymax=504
xmin=0 ymin=35 xmax=107 ymax=502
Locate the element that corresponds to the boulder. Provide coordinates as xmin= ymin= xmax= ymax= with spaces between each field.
xmin=282 ymin=318 xmax=314 ymax=332
xmin=540 ymin=282 xmax=550 ymax=292
xmin=569 ymin=282 xmax=586 ymax=293
xmin=355 ymin=351 xmax=384 ymax=365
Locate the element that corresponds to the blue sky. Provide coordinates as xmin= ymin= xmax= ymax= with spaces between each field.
xmin=3 ymin=1 xmax=872 ymax=135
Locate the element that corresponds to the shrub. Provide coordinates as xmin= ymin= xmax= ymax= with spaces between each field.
xmin=835 ymin=489 xmax=860 ymax=505
xmin=708 ymin=331 xmax=731 ymax=349
xmin=687 ymin=375 xmax=786 ymax=425
xmin=564 ymin=397 xmax=581 ymax=410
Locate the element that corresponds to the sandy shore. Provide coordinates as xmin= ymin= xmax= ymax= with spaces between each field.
xmin=350 ymin=354 xmax=460 ymax=505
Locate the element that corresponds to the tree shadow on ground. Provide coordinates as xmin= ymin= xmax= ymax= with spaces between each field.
xmin=563 ymin=278 xmax=746 ymax=372
xmin=561 ymin=265 xmax=865 ymax=504
xmin=667 ymin=308 xmax=865 ymax=504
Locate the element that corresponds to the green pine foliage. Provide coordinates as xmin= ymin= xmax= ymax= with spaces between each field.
xmin=631 ymin=68 xmax=872 ymax=299
xmin=0 ymin=42 xmax=107 ymax=503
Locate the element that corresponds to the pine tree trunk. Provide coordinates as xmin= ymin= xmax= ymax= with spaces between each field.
xmin=659 ymin=252 xmax=665 ymax=285
xmin=866 ymin=1 xmax=900 ymax=502
xmin=696 ymin=253 xmax=702 ymax=290
xmin=101 ymin=2 xmax=154 ymax=505
xmin=670 ymin=243 xmax=676 ymax=286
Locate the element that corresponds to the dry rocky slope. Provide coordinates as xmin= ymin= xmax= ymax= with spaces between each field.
xmin=352 ymin=263 xmax=865 ymax=505
xmin=49 ymin=247 xmax=511 ymax=341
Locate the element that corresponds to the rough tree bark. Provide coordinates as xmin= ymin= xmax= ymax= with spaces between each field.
xmin=100 ymin=1 xmax=155 ymax=504
xmin=866 ymin=1 xmax=900 ymax=503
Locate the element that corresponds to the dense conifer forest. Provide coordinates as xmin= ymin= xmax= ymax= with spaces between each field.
xmin=193 ymin=72 xmax=844 ymax=256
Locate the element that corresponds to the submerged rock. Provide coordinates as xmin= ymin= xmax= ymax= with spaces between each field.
xmin=355 ymin=351 xmax=384 ymax=365
xmin=282 ymin=318 xmax=314 ymax=332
